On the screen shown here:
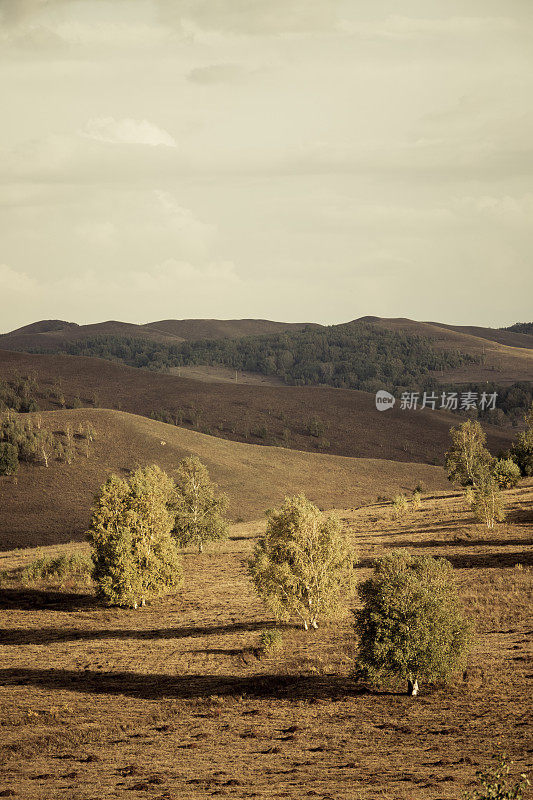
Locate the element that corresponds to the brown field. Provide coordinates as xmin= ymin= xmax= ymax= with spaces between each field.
xmin=0 ymin=350 xmax=516 ymax=466
xmin=0 ymin=482 xmax=531 ymax=799
xmin=167 ymin=365 xmax=284 ymax=386
xmin=0 ymin=408 xmax=449 ymax=551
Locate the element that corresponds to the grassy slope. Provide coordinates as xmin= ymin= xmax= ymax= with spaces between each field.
xmin=0 ymin=408 xmax=449 ymax=550
xmin=0 ymin=350 xmax=515 ymax=465
xmin=357 ymin=316 xmax=533 ymax=384
xmin=0 ymin=484 xmax=531 ymax=799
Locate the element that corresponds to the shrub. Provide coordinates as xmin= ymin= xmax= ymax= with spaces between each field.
xmin=19 ymin=552 xmax=93 ymax=586
xmin=391 ymin=493 xmax=409 ymax=520
xmin=411 ymin=490 xmax=422 ymax=510
xmin=492 ymin=458 xmax=521 ymax=489
xmin=306 ymin=416 xmax=325 ymax=438
xmin=259 ymin=629 xmax=283 ymax=654
xmin=445 ymin=419 xmax=494 ymax=486
xmin=89 ymin=465 xmax=182 ymax=607
xmin=173 ymin=457 xmax=228 ymax=553
xmin=0 ymin=441 xmax=19 ymax=475
xmin=249 ymin=494 xmax=357 ymax=630
xmin=464 ymin=756 xmax=530 ymax=800
xmin=354 ymin=551 xmax=470 ymax=694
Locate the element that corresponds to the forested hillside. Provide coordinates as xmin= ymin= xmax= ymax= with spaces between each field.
xmin=25 ymin=322 xmax=479 ymax=393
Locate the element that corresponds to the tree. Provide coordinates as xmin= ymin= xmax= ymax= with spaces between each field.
xmin=354 ymin=551 xmax=469 ymax=695
xmin=509 ymin=402 xmax=533 ymax=477
xmin=445 ymin=419 xmax=493 ymax=486
xmin=0 ymin=442 xmax=18 ymax=475
xmin=173 ymin=457 xmax=228 ymax=553
xmin=472 ymin=471 xmax=505 ymax=528
xmin=492 ymin=458 xmax=521 ymax=490
xmin=88 ymin=465 xmax=182 ymax=607
xmin=249 ymin=494 xmax=357 ymax=630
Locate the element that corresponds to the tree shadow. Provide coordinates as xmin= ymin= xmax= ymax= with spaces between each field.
xmin=0 ymin=621 xmax=291 ymax=646
xmin=0 ymin=588 xmax=97 ymax=611
xmin=380 ymin=537 xmax=533 ymax=550
xmin=0 ymin=667 xmax=397 ymax=701
xmin=356 ymin=550 xmax=533 ymax=570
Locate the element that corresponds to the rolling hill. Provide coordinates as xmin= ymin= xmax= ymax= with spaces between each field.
xmin=0 ymin=408 xmax=451 ymax=550
xmin=0 ymin=349 xmax=516 ymax=465
xmin=357 ymin=316 xmax=533 ymax=384
xmin=2 ymin=316 xmax=531 ymax=388
xmin=0 ymin=318 xmax=317 ymax=352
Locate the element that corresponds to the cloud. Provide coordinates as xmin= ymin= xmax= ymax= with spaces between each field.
xmin=340 ymin=14 xmax=518 ymax=40
xmin=186 ymin=63 xmax=251 ymax=85
xmin=156 ymin=0 xmax=340 ymax=35
xmin=80 ymin=117 xmax=177 ymax=148
xmin=0 ymin=263 xmax=37 ymax=293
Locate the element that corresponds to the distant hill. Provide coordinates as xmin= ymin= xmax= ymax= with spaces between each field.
xmin=0 ymin=349 xmax=516 ymax=466
xmin=503 ymin=322 xmax=533 ymax=337
xmin=355 ymin=317 xmax=533 ymax=385
xmin=0 ymin=408 xmax=450 ymax=550
xmin=0 ymin=318 xmax=317 ymax=352
xmin=2 ymin=316 xmax=531 ymax=388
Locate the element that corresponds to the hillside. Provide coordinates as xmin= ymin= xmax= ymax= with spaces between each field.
xmin=0 ymin=350 xmax=516 ymax=465
xmin=0 ymin=408 xmax=450 ymax=550
xmin=357 ymin=316 xmax=533 ymax=384
xmin=0 ymin=318 xmax=317 ymax=352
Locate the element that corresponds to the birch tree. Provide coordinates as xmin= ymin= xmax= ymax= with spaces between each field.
xmin=249 ymin=494 xmax=357 ymax=630
xmin=172 ymin=457 xmax=228 ymax=553
xmin=355 ymin=551 xmax=469 ymax=695
xmin=89 ymin=465 xmax=182 ymax=607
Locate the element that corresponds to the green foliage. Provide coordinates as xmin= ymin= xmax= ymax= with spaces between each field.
xmin=33 ymin=321 xmax=478 ymax=393
xmin=0 ymin=375 xmax=41 ymax=413
xmin=472 ymin=472 xmax=505 ymax=529
xmin=492 ymin=458 xmax=521 ymax=489
xmin=18 ymin=552 xmax=93 ymax=586
xmin=306 ymin=416 xmax=325 ymax=438
xmin=445 ymin=419 xmax=494 ymax=486
xmin=249 ymin=494 xmax=357 ymax=630
xmin=464 ymin=756 xmax=530 ymax=800
xmin=259 ymin=629 xmax=284 ymax=654
xmin=354 ymin=551 xmax=470 ymax=688
xmin=0 ymin=412 xmax=55 ymax=467
xmin=88 ymin=465 xmax=182 ymax=607
xmin=503 ymin=322 xmax=533 ymax=335
xmin=391 ymin=494 xmax=409 ymax=520
xmin=411 ymin=490 xmax=422 ymax=510
xmin=173 ymin=457 xmax=228 ymax=553
xmin=509 ymin=402 xmax=533 ymax=477
xmin=0 ymin=441 xmax=19 ymax=475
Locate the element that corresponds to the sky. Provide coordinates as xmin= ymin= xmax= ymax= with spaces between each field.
xmin=1 ymin=0 xmax=532 ymax=332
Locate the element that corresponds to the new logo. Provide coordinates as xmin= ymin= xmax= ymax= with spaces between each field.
xmin=375 ymin=390 xmax=395 ymax=411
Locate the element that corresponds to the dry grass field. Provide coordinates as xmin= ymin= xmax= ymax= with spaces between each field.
xmin=0 ymin=409 xmax=449 ymax=551
xmin=0 ymin=350 xmax=516 ymax=465
xmin=0 ymin=482 xmax=531 ymax=799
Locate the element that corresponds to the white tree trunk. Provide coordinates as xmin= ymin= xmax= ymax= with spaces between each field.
xmin=407 ymin=678 xmax=419 ymax=696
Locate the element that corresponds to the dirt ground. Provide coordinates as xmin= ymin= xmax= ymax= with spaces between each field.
xmin=0 ymin=484 xmax=531 ymax=799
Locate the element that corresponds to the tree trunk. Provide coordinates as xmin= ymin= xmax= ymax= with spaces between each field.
xmin=198 ymin=541 xmax=203 ymax=553
xmin=407 ymin=678 xmax=419 ymax=697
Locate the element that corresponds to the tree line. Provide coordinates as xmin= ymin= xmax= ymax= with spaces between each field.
xmin=28 ymin=321 xmax=479 ymax=392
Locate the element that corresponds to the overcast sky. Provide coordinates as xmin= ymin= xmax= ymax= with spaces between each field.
xmin=1 ymin=0 xmax=532 ymax=331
